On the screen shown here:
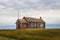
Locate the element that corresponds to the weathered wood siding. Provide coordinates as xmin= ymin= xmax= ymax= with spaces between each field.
xmin=28 ymin=22 xmax=45 ymax=28
xmin=22 ymin=23 xmax=28 ymax=28
xmin=36 ymin=23 xmax=40 ymax=28
xmin=16 ymin=22 xmax=45 ymax=29
xmin=16 ymin=24 xmax=20 ymax=29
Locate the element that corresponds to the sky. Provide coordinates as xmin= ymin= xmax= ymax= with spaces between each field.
xmin=0 ymin=0 xmax=60 ymax=29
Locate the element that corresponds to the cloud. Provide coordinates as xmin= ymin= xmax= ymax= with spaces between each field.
xmin=0 ymin=9 xmax=59 ymax=18
xmin=0 ymin=0 xmax=60 ymax=10
xmin=0 ymin=9 xmax=17 ymax=17
xmin=0 ymin=9 xmax=60 ymax=26
xmin=0 ymin=0 xmax=60 ymax=29
xmin=0 ymin=5 xmax=5 ymax=8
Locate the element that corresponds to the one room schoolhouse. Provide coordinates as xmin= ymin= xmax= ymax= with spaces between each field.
xmin=16 ymin=17 xmax=45 ymax=29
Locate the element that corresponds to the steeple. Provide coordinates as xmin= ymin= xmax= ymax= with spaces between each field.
xmin=18 ymin=10 xmax=19 ymax=19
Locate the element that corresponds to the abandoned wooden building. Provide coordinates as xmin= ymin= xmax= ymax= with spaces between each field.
xmin=16 ymin=17 xmax=45 ymax=29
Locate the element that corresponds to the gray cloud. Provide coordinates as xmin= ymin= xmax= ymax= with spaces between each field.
xmin=0 ymin=0 xmax=60 ymax=29
xmin=0 ymin=0 xmax=60 ymax=10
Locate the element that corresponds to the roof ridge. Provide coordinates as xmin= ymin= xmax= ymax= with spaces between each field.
xmin=23 ymin=17 xmax=39 ymax=19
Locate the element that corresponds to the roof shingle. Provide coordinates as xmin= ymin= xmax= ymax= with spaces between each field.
xmin=16 ymin=17 xmax=45 ymax=24
xmin=23 ymin=17 xmax=45 ymax=22
xmin=16 ymin=19 xmax=27 ymax=23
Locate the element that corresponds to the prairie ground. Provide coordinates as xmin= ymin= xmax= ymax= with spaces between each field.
xmin=0 ymin=28 xmax=60 ymax=40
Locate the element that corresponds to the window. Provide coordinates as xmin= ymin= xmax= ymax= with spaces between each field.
xmin=20 ymin=24 xmax=22 ymax=27
xmin=40 ymin=23 xmax=44 ymax=27
xmin=34 ymin=23 xmax=36 ymax=27
xmin=31 ymin=23 xmax=33 ymax=27
xmin=37 ymin=23 xmax=40 ymax=27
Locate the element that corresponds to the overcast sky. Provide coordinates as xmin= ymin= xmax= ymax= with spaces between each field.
xmin=0 ymin=0 xmax=60 ymax=29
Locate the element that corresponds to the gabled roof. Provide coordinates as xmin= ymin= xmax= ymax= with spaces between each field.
xmin=16 ymin=19 xmax=27 ymax=24
xmin=16 ymin=17 xmax=45 ymax=24
xmin=23 ymin=17 xmax=45 ymax=23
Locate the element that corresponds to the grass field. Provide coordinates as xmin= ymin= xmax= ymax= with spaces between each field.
xmin=0 ymin=36 xmax=15 ymax=40
xmin=0 ymin=28 xmax=60 ymax=40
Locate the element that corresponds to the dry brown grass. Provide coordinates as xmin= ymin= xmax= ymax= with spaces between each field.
xmin=0 ymin=28 xmax=60 ymax=40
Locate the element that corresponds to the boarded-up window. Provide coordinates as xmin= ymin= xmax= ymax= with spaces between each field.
xmin=20 ymin=24 xmax=22 ymax=27
xmin=37 ymin=23 xmax=40 ymax=27
xmin=34 ymin=23 xmax=36 ymax=27
xmin=22 ymin=24 xmax=27 ymax=28
xmin=31 ymin=23 xmax=33 ymax=27
xmin=40 ymin=23 xmax=44 ymax=27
